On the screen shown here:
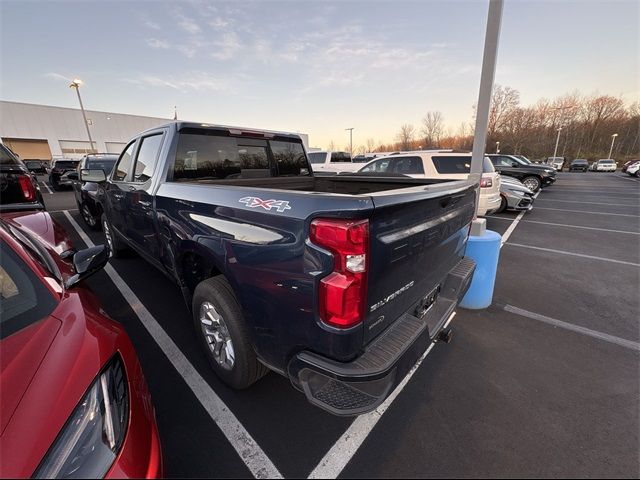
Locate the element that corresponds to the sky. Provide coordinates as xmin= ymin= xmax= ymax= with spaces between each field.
xmin=1 ymin=0 xmax=638 ymax=149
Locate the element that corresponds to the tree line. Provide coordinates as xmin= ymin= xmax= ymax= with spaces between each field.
xmin=330 ymin=86 xmax=639 ymax=161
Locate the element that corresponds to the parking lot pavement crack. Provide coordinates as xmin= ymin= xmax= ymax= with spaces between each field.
xmin=503 ymin=305 xmax=640 ymax=352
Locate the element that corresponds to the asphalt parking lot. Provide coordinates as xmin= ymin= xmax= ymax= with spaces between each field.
xmin=41 ymin=172 xmax=639 ymax=478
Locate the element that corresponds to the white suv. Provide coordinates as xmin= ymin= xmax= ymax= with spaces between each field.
xmin=357 ymin=152 xmax=501 ymax=216
xmin=595 ymin=159 xmax=617 ymax=172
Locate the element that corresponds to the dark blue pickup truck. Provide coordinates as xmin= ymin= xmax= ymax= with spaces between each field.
xmin=84 ymin=122 xmax=476 ymax=415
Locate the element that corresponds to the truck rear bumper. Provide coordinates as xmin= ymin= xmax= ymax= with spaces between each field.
xmin=287 ymin=256 xmax=476 ymax=416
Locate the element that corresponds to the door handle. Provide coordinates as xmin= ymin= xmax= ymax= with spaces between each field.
xmin=139 ymin=201 xmax=151 ymax=207
xmin=129 ymin=185 xmax=136 ymax=191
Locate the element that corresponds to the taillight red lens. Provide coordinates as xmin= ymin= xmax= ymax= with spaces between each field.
xmin=310 ymin=219 xmax=369 ymax=329
xmin=480 ymin=178 xmax=492 ymax=188
xmin=18 ymin=175 xmax=36 ymax=201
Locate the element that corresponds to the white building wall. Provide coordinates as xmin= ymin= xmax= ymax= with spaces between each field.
xmin=0 ymin=101 xmax=310 ymax=157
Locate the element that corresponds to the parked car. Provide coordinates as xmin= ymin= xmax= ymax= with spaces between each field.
xmin=622 ymin=160 xmax=639 ymax=173
xmin=626 ymin=161 xmax=639 ymax=177
xmin=72 ymin=153 xmax=118 ymax=230
xmin=594 ymin=159 xmax=617 ymax=172
xmin=497 ymin=176 xmax=535 ymax=213
xmin=89 ymin=121 xmax=477 ymax=416
xmin=0 ymin=210 xmax=162 ymax=478
xmin=24 ymin=160 xmax=48 ymax=174
xmin=547 ymin=157 xmax=566 ymax=171
xmin=49 ymin=158 xmax=80 ymax=190
xmin=513 ymin=155 xmax=533 ymax=164
xmin=588 ymin=161 xmax=598 ymax=171
xmin=357 ymin=152 xmax=501 ymax=216
xmin=486 ymin=154 xmax=556 ymax=192
xmin=0 ymin=144 xmax=45 ymax=212
xmin=569 ymin=159 xmax=589 ymax=172
xmin=307 ymin=150 xmax=364 ymax=173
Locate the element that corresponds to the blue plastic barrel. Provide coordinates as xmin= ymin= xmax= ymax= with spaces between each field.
xmin=460 ymin=229 xmax=502 ymax=309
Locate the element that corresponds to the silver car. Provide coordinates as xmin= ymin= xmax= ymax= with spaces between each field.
xmin=496 ymin=176 xmax=535 ymax=213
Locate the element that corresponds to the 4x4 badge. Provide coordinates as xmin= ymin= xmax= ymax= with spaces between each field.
xmin=239 ymin=196 xmax=292 ymax=213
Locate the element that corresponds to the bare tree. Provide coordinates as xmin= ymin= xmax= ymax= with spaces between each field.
xmin=488 ymin=84 xmax=520 ymax=137
xmin=328 ymin=140 xmax=336 ymax=151
xmin=396 ymin=124 xmax=416 ymax=150
xmin=365 ymin=138 xmax=376 ymax=153
xmin=421 ymin=111 xmax=444 ymax=147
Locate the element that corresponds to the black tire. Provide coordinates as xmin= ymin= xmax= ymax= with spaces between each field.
xmin=101 ymin=213 xmax=127 ymax=257
xmin=50 ymin=178 xmax=60 ymax=191
xmin=522 ymin=176 xmax=542 ymax=192
xmin=496 ymin=195 xmax=508 ymax=214
xmin=192 ymin=276 xmax=268 ymax=389
xmin=81 ymin=202 xmax=101 ymax=231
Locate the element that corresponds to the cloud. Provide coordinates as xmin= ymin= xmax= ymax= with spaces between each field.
xmin=45 ymin=72 xmax=71 ymax=82
xmin=125 ymin=72 xmax=235 ymax=93
xmin=211 ymin=32 xmax=241 ymax=60
xmin=146 ymin=38 xmax=170 ymax=49
xmin=209 ymin=17 xmax=230 ymax=29
xmin=178 ymin=14 xmax=201 ymax=34
xmin=142 ymin=18 xmax=161 ymax=30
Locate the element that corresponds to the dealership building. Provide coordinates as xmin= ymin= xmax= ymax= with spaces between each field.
xmin=0 ymin=100 xmax=309 ymax=161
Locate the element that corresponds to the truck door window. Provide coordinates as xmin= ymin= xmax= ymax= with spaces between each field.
xmin=133 ymin=134 xmax=164 ymax=183
xmin=361 ymin=159 xmax=391 ymax=173
xmin=112 ymin=141 xmax=136 ymax=182
xmin=308 ymin=152 xmax=326 ymax=164
xmin=271 ymin=140 xmax=310 ymax=176
xmin=330 ymin=152 xmax=351 ymax=163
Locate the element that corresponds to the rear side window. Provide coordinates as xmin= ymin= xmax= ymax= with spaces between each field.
xmin=112 ymin=141 xmax=136 ymax=182
xmin=53 ymin=161 xmax=77 ymax=169
xmin=0 ymin=241 xmax=57 ymax=339
xmin=0 ymin=145 xmax=20 ymax=166
xmin=330 ymin=152 xmax=351 ymax=163
xmin=392 ymin=156 xmax=424 ymax=174
xmin=133 ymin=134 xmax=164 ymax=183
xmin=432 ymin=156 xmax=472 ymax=174
xmin=271 ymin=141 xmax=310 ymax=176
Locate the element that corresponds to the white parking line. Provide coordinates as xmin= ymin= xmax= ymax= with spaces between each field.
xmin=41 ymin=182 xmax=53 ymax=194
xmin=504 ymin=305 xmax=640 ymax=351
xmin=62 ymin=211 xmax=282 ymax=479
xmin=504 ymin=242 xmax=640 ymax=267
xmin=534 ymin=206 xmax=639 ymax=217
xmin=308 ymin=315 xmax=455 ymax=479
xmin=499 ymin=210 xmax=526 ymax=247
xmin=489 ymin=217 xmax=640 ymax=235
xmin=536 ymin=198 xmax=638 ymax=207
xmin=48 ymin=208 xmax=79 ymax=213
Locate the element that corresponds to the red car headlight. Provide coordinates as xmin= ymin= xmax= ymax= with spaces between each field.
xmin=33 ymin=356 xmax=129 ymax=479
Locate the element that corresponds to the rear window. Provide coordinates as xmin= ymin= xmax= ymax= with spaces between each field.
xmin=0 ymin=241 xmax=57 ymax=339
xmin=0 ymin=145 xmax=20 ymax=166
xmin=308 ymin=152 xmax=326 ymax=164
xmin=432 ymin=156 xmax=494 ymax=174
xmin=599 ymin=160 xmax=614 ymax=164
xmin=53 ymin=161 xmax=78 ymax=169
xmin=86 ymin=158 xmax=117 ymax=172
xmin=330 ymin=152 xmax=351 ymax=163
xmin=572 ymin=160 xmax=588 ymax=164
xmin=172 ymin=133 xmax=310 ymax=182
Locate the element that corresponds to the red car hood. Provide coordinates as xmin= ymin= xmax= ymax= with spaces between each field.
xmin=0 ymin=317 xmax=61 ymax=434
xmin=2 ymin=211 xmax=73 ymax=257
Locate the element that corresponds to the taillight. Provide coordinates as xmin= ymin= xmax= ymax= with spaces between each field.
xmin=310 ymin=218 xmax=369 ymax=329
xmin=480 ymin=178 xmax=493 ymax=188
xmin=18 ymin=175 xmax=36 ymax=201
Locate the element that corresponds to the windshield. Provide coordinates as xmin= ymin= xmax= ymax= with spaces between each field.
xmin=515 ymin=155 xmax=532 ymax=164
xmin=308 ymin=152 xmax=326 ymax=164
xmin=572 ymin=160 xmax=587 ymax=164
xmin=599 ymin=160 xmax=614 ymax=164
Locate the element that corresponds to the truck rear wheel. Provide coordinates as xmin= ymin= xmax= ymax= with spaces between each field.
xmin=101 ymin=213 xmax=128 ymax=258
xmin=192 ymin=276 xmax=268 ymax=389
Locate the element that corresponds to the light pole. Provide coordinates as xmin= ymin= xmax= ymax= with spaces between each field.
xmin=495 ymin=141 xmax=500 ymax=153
xmin=552 ymin=126 xmax=563 ymax=162
xmin=69 ymin=79 xmax=95 ymax=152
xmin=345 ymin=128 xmax=354 ymax=157
xmin=608 ymin=133 xmax=618 ymax=159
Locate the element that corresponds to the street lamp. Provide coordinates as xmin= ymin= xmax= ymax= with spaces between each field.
xmin=345 ymin=128 xmax=354 ymax=157
xmin=69 ymin=78 xmax=95 ymax=152
xmin=495 ymin=141 xmax=500 ymax=153
xmin=552 ymin=126 xmax=562 ymax=162
xmin=608 ymin=133 xmax=618 ymax=159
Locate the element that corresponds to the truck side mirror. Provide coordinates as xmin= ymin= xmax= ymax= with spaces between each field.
xmin=67 ymin=172 xmax=79 ymax=181
xmin=81 ymin=169 xmax=107 ymax=182
xmin=64 ymin=245 xmax=109 ymax=289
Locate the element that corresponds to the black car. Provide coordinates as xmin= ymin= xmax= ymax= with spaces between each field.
xmin=0 ymin=144 xmax=45 ymax=212
xmin=486 ymin=154 xmax=556 ymax=192
xmin=24 ymin=160 xmax=48 ymax=175
xmin=72 ymin=153 xmax=118 ymax=229
xmin=569 ymin=159 xmax=589 ymax=172
xmin=49 ymin=158 xmax=80 ymax=190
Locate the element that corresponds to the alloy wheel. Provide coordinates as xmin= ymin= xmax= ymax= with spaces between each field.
xmin=82 ymin=204 xmax=96 ymax=227
xmin=199 ymin=302 xmax=235 ymax=371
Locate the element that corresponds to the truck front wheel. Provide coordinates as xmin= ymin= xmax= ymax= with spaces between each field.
xmin=192 ymin=276 xmax=268 ymax=389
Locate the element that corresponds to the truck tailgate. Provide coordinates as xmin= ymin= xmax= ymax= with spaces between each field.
xmin=364 ymin=181 xmax=475 ymax=342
